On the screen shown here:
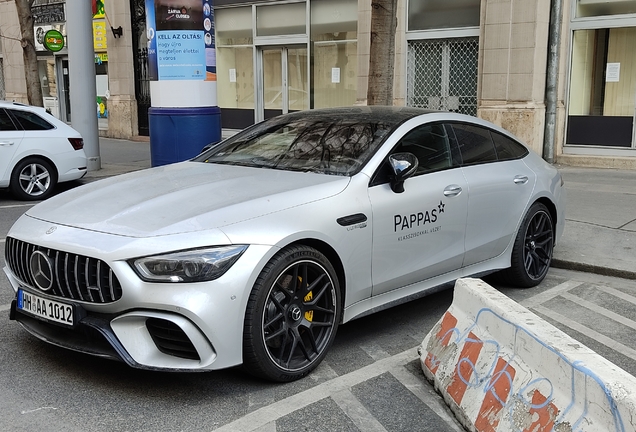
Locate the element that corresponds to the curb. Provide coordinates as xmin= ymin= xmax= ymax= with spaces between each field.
xmin=419 ymin=278 xmax=636 ymax=432
xmin=551 ymin=259 xmax=636 ymax=280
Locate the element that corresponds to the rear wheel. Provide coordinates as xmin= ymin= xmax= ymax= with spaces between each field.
xmin=10 ymin=157 xmax=57 ymax=201
xmin=243 ymin=245 xmax=341 ymax=382
xmin=498 ymin=202 xmax=554 ymax=288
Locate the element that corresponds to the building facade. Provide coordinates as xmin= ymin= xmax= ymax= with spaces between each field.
xmin=1 ymin=0 xmax=636 ymax=168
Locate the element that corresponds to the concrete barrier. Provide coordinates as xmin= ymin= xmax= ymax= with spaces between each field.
xmin=419 ymin=278 xmax=636 ymax=432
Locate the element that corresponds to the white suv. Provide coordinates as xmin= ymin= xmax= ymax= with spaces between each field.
xmin=0 ymin=101 xmax=87 ymax=200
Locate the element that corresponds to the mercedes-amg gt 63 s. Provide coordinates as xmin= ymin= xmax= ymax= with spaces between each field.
xmin=4 ymin=107 xmax=565 ymax=382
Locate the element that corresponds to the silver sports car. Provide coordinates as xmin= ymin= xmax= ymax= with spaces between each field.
xmin=4 ymin=107 xmax=565 ymax=382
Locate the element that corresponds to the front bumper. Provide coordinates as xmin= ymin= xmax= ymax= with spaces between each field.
xmin=9 ymin=297 xmax=216 ymax=371
xmin=4 ymin=215 xmax=277 ymax=371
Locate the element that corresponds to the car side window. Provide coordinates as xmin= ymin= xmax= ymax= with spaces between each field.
xmin=0 ymin=109 xmax=17 ymax=131
xmin=9 ymin=109 xmax=54 ymax=131
xmin=448 ymin=123 xmax=497 ymax=165
xmin=369 ymin=123 xmax=457 ymax=186
xmin=393 ymin=123 xmax=453 ymax=175
xmin=491 ymin=131 xmax=529 ymax=160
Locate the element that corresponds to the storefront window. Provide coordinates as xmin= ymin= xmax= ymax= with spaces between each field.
xmin=567 ymin=28 xmax=636 ymax=147
xmin=216 ymin=7 xmax=252 ymax=46
xmin=408 ymin=0 xmax=480 ymax=31
xmin=217 ymin=47 xmax=254 ymax=109
xmin=216 ymin=7 xmax=255 ymax=112
xmin=576 ymin=0 xmax=636 ymax=18
xmin=95 ymin=61 xmax=108 ymax=120
xmin=256 ymin=2 xmax=306 ymax=37
xmin=311 ymin=0 xmax=357 ymax=108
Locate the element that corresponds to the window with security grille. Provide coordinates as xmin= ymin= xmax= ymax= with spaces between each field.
xmin=407 ymin=37 xmax=478 ymax=116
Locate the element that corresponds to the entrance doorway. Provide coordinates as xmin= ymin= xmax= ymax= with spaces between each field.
xmin=56 ymin=56 xmax=71 ymax=122
xmin=257 ymin=46 xmax=309 ymax=121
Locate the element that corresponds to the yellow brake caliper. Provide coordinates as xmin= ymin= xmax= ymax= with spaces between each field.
xmin=304 ymin=291 xmax=313 ymax=321
xmin=299 ymin=276 xmax=313 ymax=322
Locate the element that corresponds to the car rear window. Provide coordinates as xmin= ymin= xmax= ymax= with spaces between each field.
xmin=9 ymin=109 xmax=55 ymax=131
xmin=449 ymin=123 xmax=497 ymax=165
xmin=491 ymin=131 xmax=529 ymax=160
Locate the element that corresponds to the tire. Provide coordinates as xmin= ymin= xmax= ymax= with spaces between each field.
xmin=497 ymin=202 xmax=554 ymax=288
xmin=9 ymin=157 xmax=57 ymax=201
xmin=243 ymin=245 xmax=341 ymax=382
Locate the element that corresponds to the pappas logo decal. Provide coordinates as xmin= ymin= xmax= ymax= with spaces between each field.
xmin=394 ymin=200 xmax=445 ymax=232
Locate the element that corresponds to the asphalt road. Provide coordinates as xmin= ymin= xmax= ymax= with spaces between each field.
xmin=1 ymin=182 xmax=636 ymax=432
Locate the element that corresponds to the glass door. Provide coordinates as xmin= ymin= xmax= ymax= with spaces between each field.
xmin=56 ymin=56 xmax=71 ymax=122
xmin=258 ymin=46 xmax=308 ymax=121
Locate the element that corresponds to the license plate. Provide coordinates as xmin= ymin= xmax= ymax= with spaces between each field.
xmin=17 ymin=289 xmax=74 ymax=327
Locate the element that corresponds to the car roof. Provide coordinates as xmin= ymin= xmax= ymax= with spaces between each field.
xmin=278 ymin=106 xmax=439 ymax=127
xmin=0 ymin=101 xmax=42 ymax=111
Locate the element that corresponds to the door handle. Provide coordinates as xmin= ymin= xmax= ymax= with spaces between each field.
xmin=443 ymin=184 xmax=462 ymax=197
xmin=0 ymin=141 xmax=15 ymax=146
xmin=514 ymin=175 xmax=529 ymax=185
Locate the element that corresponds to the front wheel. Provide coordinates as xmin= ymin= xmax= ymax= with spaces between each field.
xmin=498 ymin=202 xmax=554 ymax=288
xmin=243 ymin=245 xmax=341 ymax=382
xmin=9 ymin=157 xmax=57 ymax=201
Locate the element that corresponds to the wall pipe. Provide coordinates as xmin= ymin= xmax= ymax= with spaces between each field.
xmin=543 ymin=0 xmax=564 ymax=164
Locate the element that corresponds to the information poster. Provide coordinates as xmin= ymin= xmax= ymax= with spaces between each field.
xmin=145 ymin=0 xmax=215 ymax=81
xmin=606 ymin=63 xmax=620 ymax=83
xmin=145 ymin=0 xmax=158 ymax=80
xmin=203 ymin=0 xmax=216 ymax=81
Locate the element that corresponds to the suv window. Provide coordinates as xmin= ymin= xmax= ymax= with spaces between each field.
xmin=448 ymin=123 xmax=497 ymax=165
xmin=0 ymin=109 xmax=17 ymax=131
xmin=491 ymin=131 xmax=529 ymax=160
xmin=9 ymin=109 xmax=54 ymax=131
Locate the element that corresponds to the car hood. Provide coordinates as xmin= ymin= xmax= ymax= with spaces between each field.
xmin=26 ymin=162 xmax=350 ymax=238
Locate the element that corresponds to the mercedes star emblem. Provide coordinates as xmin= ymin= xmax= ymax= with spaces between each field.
xmin=29 ymin=250 xmax=54 ymax=291
xmin=290 ymin=306 xmax=302 ymax=322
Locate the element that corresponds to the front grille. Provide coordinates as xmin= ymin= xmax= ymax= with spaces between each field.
xmin=5 ymin=237 xmax=122 ymax=304
xmin=146 ymin=318 xmax=200 ymax=361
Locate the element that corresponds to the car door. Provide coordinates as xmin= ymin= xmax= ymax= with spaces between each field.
xmin=368 ymin=122 xmax=468 ymax=296
xmin=0 ymin=109 xmax=24 ymax=183
xmin=447 ymin=122 xmax=536 ymax=267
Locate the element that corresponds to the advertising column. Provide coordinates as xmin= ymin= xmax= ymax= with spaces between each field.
xmin=146 ymin=0 xmax=221 ymax=166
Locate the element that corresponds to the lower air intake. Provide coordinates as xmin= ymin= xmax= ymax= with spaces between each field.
xmin=146 ymin=318 xmax=200 ymax=361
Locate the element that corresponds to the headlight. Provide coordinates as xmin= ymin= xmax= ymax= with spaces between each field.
xmin=129 ymin=245 xmax=248 ymax=283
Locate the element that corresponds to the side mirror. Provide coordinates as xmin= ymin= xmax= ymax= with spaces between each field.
xmin=388 ymin=153 xmax=418 ymax=193
xmin=199 ymin=143 xmax=215 ymax=154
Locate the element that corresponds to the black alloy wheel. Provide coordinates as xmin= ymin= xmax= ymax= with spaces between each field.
xmin=496 ymin=202 xmax=554 ymax=288
xmin=523 ymin=206 xmax=554 ymax=281
xmin=243 ymin=245 xmax=341 ymax=382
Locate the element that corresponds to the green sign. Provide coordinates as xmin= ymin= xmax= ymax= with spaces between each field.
xmin=43 ymin=29 xmax=64 ymax=52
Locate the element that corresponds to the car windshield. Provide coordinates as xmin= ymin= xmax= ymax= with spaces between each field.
xmin=194 ymin=115 xmax=395 ymax=176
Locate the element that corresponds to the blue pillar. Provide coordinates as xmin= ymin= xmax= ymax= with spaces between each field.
xmin=145 ymin=0 xmax=221 ymax=167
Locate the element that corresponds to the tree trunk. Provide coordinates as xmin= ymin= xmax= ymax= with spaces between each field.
xmin=366 ymin=0 xmax=397 ymax=106
xmin=15 ymin=0 xmax=43 ymax=107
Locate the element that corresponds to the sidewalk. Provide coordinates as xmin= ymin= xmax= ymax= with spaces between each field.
xmin=92 ymin=137 xmax=636 ymax=280
xmin=552 ymin=165 xmax=636 ymax=279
